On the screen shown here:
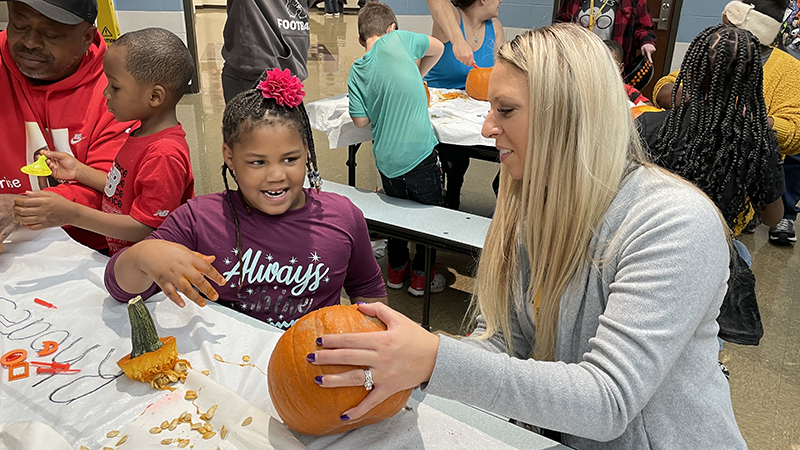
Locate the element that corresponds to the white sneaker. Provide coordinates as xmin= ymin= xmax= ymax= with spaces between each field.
xmin=324 ymin=13 xmax=333 ymax=17
xmin=371 ymin=239 xmax=387 ymax=259
xmin=408 ymin=272 xmax=446 ymax=297
xmin=334 ymin=12 xmax=340 ymax=17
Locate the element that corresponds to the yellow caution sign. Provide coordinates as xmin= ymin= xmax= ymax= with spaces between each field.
xmin=96 ymin=0 xmax=121 ymax=44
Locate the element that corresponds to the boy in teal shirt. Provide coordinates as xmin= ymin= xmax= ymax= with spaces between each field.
xmin=348 ymin=1 xmax=446 ymax=296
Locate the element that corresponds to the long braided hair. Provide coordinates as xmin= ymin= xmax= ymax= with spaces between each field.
xmin=220 ymin=70 xmax=319 ymax=291
xmin=651 ymin=25 xmax=779 ymax=231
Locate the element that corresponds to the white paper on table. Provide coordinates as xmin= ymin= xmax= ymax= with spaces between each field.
xmin=0 ymin=228 xmax=286 ymax=449
xmin=0 ymin=422 xmax=72 ymax=450
xmin=305 ymin=89 xmax=494 ymax=149
xmin=305 ymin=94 xmax=373 ymax=149
xmin=99 ymin=370 xmax=306 ymax=450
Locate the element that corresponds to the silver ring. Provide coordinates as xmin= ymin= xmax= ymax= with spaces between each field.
xmin=364 ymin=369 xmax=374 ymax=391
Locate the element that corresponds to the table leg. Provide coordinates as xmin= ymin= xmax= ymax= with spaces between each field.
xmin=422 ymin=244 xmax=432 ymax=331
xmin=347 ymin=143 xmax=361 ymax=187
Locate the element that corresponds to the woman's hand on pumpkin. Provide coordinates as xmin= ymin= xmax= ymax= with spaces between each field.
xmin=132 ymin=240 xmax=227 ymax=308
xmin=310 ymin=302 xmax=440 ymax=421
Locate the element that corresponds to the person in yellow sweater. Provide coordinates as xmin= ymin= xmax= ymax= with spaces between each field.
xmin=653 ymin=0 xmax=800 ymax=243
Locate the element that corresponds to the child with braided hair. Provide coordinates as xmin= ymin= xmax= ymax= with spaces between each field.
xmin=638 ymin=25 xmax=784 ymax=238
xmin=105 ymin=69 xmax=387 ymax=329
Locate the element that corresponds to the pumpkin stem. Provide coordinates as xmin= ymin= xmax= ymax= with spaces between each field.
xmin=127 ymin=296 xmax=164 ymax=359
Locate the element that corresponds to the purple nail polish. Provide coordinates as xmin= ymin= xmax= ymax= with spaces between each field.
xmin=314 ymin=376 xmax=323 ymax=385
xmin=340 ymin=414 xmax=350 ymax=421
xmin=316 ymin=337 xmax=323 ymax=346
xmin=356 ymin=302 xmax=366 ymax=305
xmin=306 ymin=353 xmax=316 ymax=362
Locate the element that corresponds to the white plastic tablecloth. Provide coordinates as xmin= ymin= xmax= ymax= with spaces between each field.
xmin=0 ymin=228 xmax=565 ymax=449
xmin=306 ymin=88 xmax=496 ymax=149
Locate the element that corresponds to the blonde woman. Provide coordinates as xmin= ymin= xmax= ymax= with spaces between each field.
xmin=309 ymin=24 xmax=746 ymax=449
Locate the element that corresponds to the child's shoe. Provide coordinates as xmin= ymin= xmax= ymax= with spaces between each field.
xmin=386 ymin=260 xmax=411 ymax=289
xmin=408 ymin=267 xmax=446 ymax=297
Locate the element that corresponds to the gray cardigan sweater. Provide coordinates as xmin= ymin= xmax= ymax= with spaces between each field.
xmin=423 ymin=167 xmax=747 ymax=449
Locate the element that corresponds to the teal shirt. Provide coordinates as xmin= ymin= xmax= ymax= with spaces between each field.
xmin=348 ymin=30 xmax=439 ymax=178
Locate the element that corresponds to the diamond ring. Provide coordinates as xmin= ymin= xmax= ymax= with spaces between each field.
xmin=364 ymin=369 xmax=374 ymax=391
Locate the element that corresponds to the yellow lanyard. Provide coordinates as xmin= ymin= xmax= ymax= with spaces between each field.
xmin=588 ymin=0 xmax=612 ymax=31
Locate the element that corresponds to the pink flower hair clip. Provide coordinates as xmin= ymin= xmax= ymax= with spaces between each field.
xmin=256 ymin=68 xmax=306 ymax=108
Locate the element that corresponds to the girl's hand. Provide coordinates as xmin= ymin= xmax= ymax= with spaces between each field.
xmin=132 ymin=240 xmax=227 ymax=308
xmin=309 ymin=303 xmax=440 ymax=421
xmin=12 ymin=191 xmax=78 ymax=229
xmin=42 ymin=150 xmax=82 ymax=182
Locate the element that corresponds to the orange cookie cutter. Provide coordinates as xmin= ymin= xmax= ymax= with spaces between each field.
xmin=37 ymin=341 xmax=58 ymax=357
xmin=2 ymin=349 xmax=30 ymax=381
xmin=1 ymin=349 xmax=27 ymax=367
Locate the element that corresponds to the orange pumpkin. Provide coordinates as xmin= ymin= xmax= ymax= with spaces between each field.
xmin=631 ymin=104 xmax=662 ymax=119
xmin=268 ymin=305 xmax=413 ymax=436
xmin=465 ymin=66 xmax=492 ymax=101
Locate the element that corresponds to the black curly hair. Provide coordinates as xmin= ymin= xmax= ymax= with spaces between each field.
xmin=220 ymin=71 xmax=319 ymax=290
xmin=650 ymin=25 xmax=780 ymax=231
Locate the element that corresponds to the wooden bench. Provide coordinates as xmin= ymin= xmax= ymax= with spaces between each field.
xmin=324 ymin=180 xmax=492 ymax=330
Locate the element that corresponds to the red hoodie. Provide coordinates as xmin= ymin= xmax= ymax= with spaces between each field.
xmin=0 ymin=30 xmax=134 ymax=251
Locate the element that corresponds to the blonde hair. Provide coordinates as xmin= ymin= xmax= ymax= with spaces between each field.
xmin=471 ymin=24 xmax=648 ymax=360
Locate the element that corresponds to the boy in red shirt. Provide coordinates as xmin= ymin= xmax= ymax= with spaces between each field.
xmin=13 ymin=28 xmax=195 ymax=255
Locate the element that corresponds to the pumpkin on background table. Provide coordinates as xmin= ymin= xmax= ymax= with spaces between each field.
xmin=465 ymin=65 xmax=492 ymax=102
xmin=268 ymin=304 xmax=413 ymax=436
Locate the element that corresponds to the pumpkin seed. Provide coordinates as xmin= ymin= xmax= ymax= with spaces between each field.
xmin=150 ymin=427 xmax=162 ymax=434
xmin=181 ymin=411 xmax=191 ymax=422
xmin=201 ymin=370 xmax=210 ymax=376
xmin=242 ymin=416 xmax=253 ymax=427
xmin=202 ymin=431 xmax=216 ymax=440
xmin=161 ymin=420 xmax=170 ymax=429
xmin=116 ymin=435 xmax=129 ymax=446
xmin=199 ymin=413 xmax=208 ymax=421
xmin=177 ymin=439 xmax=190 ymax=448
xmin=106 ymin=430 xmax=120 ymax=438
xmin=104 ymin=447 xmax=114 ymax=450
xmin=180 ymin=373 xmax=187 ymax=383
xmin=80 ymin=447 xmax=90 ymax=450
xmin=205 ymin=405 xmax=218 ymax=420
xmin=214 ymin=354 xmax=224 ymax=362
xmin=220 ymin=425 xmax=227 ymax=439
xmin=242 ymin=355 xmax=250 ymax=362
xmin=168 ymin=421 xmax=177 ymax=431
xmin=161 ymin=438 xmax=173 ymax=445
xmin=204 ymin=423 xmax=214 ymax=433
xmin=191 ymin=422 xmax=202 ymax=430
xmin=168 ymin=372 xmax=178 ymax=383
xmin=184 ymin=390 xmax=198 ymax=400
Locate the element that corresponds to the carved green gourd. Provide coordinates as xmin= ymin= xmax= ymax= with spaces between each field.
xmin=117 ymin=295 xmax=184 ymax=389
xmin=127 ymin=295 xmax=163 ymax=358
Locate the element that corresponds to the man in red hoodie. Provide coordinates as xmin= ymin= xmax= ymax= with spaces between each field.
xmin=0 ymin=0 xmax=132 ymax=252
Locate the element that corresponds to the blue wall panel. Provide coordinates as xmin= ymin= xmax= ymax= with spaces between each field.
xmin=385 ymin=0 xmax=553 ymax=29
xmin=386 ymin=0 xmax=728 ymax=41
xmin=675 ymin=0 xmax=727 ymax=42
xmin=113 ymin=0 xmax=184 ymax=12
